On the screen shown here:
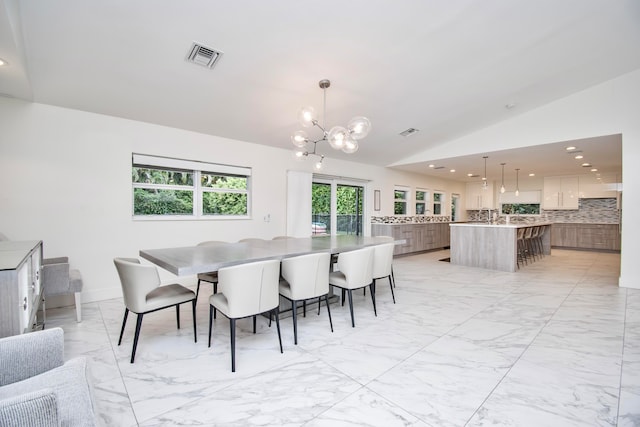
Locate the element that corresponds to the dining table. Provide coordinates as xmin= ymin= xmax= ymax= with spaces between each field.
xmin=139 ymin=234 xmax=395 ymax=276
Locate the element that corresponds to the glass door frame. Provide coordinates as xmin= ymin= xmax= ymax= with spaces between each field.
xmin=312 ymin=175 xmax=371 ymax=237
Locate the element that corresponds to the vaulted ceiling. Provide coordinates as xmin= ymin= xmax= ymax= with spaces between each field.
xmin=1 ymin=0 xmax=637 ymax=180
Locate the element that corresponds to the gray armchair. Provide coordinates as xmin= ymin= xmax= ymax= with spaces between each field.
xmin=42 ymin=257 xmax=83 ymax=322
xmin=0 ymin=328 xmax=96 ymax=426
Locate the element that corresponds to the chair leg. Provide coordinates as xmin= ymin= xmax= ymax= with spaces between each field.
xmin=391 ymin=265 xmax=396 ymax=288
xmin=274 ymin=308 xmax=283 ymax=353
xmin=208 ymin=305 xmax=213 ymax=347
xmin=176 ymin=305 xmax=180 ymax=329
xmin=118 ymin=308 xmax=129 ymax=346
xmin=192 ymin=300 xmax=197 ymax=343
xmin=341 ymin=288 xmax=346 ymax=306
xmin=292 ymin=300 xmax=298 ymax=345
xmin=303 ymin=300 xmax=306 ymax=317
xmin=347 ymin=289 xmax=355 ymax=327
xmin=324 ymin=294 xmax=333 ymax=332
xmin=213 ymin=283 xmax=218 ymax=319
xmin=196 ymin=279 xmax=201 ymax=300
xmin=74 ymin=292 xmax=82 ymax=322
xmin=317 ymin=296 xmax=322 ymax=315
xmin=388 ymin=276 xmax=396 ymax=304
xmin=369 ymin=283 xmax=377 ymax=316
xmin=230 ymin=318 xmax=236 ymax=372
xmin=131 ymin=313 xmax=144 ymax=363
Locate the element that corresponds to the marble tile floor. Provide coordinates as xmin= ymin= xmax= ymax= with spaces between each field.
xmin=45 ymin=249 xmax=640 ymax=426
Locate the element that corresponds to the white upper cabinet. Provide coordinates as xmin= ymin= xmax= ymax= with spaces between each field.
xmin=466 ymin=181 xmax=494 ymax=209
xmin=578 ymin=173 xmax=619 ymax=198
xmin=543 ymin=176 xmax=579 ymax=209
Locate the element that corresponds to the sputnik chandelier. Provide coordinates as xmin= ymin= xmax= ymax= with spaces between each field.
xmin=291 ymin=79 xmax=371 ymax=170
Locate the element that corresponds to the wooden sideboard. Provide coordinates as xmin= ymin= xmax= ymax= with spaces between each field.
xmin=371 ymin=222 xmax=450 ymax=255
xmin=0 ymin=240 xmax=44 ymax=338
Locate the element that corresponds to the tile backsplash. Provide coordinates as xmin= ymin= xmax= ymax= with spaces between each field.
xmin=371 ymin=215 xmax=451 ymax=224
xmin=467 ymin=197 xmax=620 ymax=224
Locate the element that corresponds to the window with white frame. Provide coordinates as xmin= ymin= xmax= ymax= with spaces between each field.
xmin=394 ymin=186 xmax=410 ymax=215
xmin=132 ymin=154 xmax=251 ymax=219
xmin=415 ymin=188 xmax=430 ymax=215
xmin=433 ymin=191 xmax=445 ymax=215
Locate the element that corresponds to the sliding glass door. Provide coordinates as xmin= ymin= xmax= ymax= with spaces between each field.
xmin=312 ymin=178 xmax=364 ymax=236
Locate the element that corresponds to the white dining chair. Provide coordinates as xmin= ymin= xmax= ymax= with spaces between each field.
xmin=372 ymin=243 xmax=396 ymax=303
xmin=113 ymin=258 xmax=197 ymax=363
xmin=195 ymin=240 xmax=228 ymax=301
xmin=328 ymin=246 xmax=375 ymax=327
xmin=208 ymin=259 xmax=283 ymax=372
xmin=279 ymin=252 xmax=333 ymax=345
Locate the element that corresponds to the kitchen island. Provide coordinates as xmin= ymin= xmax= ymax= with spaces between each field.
xmin=449 ymin=222 xmax=552 ymax=272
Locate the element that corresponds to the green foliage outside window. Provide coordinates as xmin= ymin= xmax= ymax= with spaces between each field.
xmin=501 ymin=203 xmax=540 ymax=215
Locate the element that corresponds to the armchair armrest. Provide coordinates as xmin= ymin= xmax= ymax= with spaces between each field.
xmin=0 ymin=328 xmax=64 ymax=387
xmin=0 ymin=389 xmax=59 ymax=427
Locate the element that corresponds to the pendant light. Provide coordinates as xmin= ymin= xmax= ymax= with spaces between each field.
xmin=500 ymin=163 xmax=506 ymax=193
xmin=515 ymin=168 xmax=520 ymax=197
xmin=482 ymin=156 xmax=488 ymax=190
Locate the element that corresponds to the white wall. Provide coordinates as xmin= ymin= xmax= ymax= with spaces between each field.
xmin=395 ymin=68 xmax=640 ymax=289
xmin=0 ymin=98 xmax=463 ymax=303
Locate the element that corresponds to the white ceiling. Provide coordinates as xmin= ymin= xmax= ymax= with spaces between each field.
xmin=0 ymin=0 xmax=637 ymax=179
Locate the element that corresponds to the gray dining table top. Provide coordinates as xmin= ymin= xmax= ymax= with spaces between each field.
xmin=139 ymin=235 xmax=394 ymax=276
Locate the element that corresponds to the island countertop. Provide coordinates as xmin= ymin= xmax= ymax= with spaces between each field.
xmin=450 ymin=221 xmax=553 ymax=229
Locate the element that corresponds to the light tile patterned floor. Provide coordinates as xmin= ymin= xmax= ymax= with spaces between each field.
xmin=46 ymin=249 xmax=640 ymax=426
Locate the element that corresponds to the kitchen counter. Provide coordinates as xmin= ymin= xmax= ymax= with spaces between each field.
xmin=371 ymin=222 xmax=451 ymax=255
xmin=449 ymin=222 xmax=552 ymax=272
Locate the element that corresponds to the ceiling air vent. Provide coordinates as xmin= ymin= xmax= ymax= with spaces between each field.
xmin=187 ymin=42 xmax=223 ymax=69
xmin=399 ymin=128 xmax=420 ymax=137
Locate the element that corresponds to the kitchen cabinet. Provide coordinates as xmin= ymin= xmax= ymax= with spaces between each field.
xmin=578 ymin=173 xmax=619 ymax=199
xmin=0 ymin=240 xmax=44 ymax=338
xmin=466 ymin=181 xmax=494 ymax=210
xmin=371 ymin=223 xmax=450 ymax=255
xmin=551 ymin=223 xmax=620 ymax=251
xmin=543 ymin=176 xmax=579 ymax=209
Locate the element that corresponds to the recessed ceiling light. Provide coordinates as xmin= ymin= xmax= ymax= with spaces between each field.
xmin=0 ymin=58 xmax=7 ymax=66
xmin=529 ymin=173 xmax=535 ymax=177
xmin=574 ymin=154 xmax=583 ymax=159
xmin=591 ymin=168 xmax=598 ymax=172
xmin=450 ymin=169 xmax=456 ymax=173
xmin=467 ymin=173 xmax=473 ymax=177
xmin=566 ymin=146 xmax=577 ymax=151
xmin=428 ymin=164 xmax=435 ymax=168
xmin=581 ymin=163 xmax=592 ymax=167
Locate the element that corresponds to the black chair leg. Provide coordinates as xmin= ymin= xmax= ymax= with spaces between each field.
xmin=192 ymin=300 xmax=197 ymax=343
xmin=303 ymin=300 xmax=306 ymax=317
xmin=131 ymin=313 xmax=144 ymax=363
xmin=347 ymin=289 xmax=355 ymax=327
xmin=274 ymin=308 xmax=283 ymax=353
xmin=118 ymin=308 xmax=129 ymax=346
xmin=292 ymin=300 xmax=298 ymax=345
xmin=196 ymin=279 xmax=201 ymax=300
xmin=369 ymin=283 xmax=377 ymax=316
xmin=391 ymin=266 xmax=396 ymax=288
xmin=253 ymin=315 xmax=257 ymax=334
xmin=317 ymin=296 xmax=322 ymax=315
xmin=389 ymin=276 xmax=396 ymax=304
xmin=213 ymin=283 xmax=218 ymax=319
xmin=324 ymin=294 xmax=333 ymax=332
xmin=342 ymin=288 xmax=346 ymax=306
xmin=208 ymin=305 xmax=213 ymax=347
xmin=176 ymin=305 xmax=180 ymax=329
xmin=230 ymin=318 xmax=236 ymax=372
